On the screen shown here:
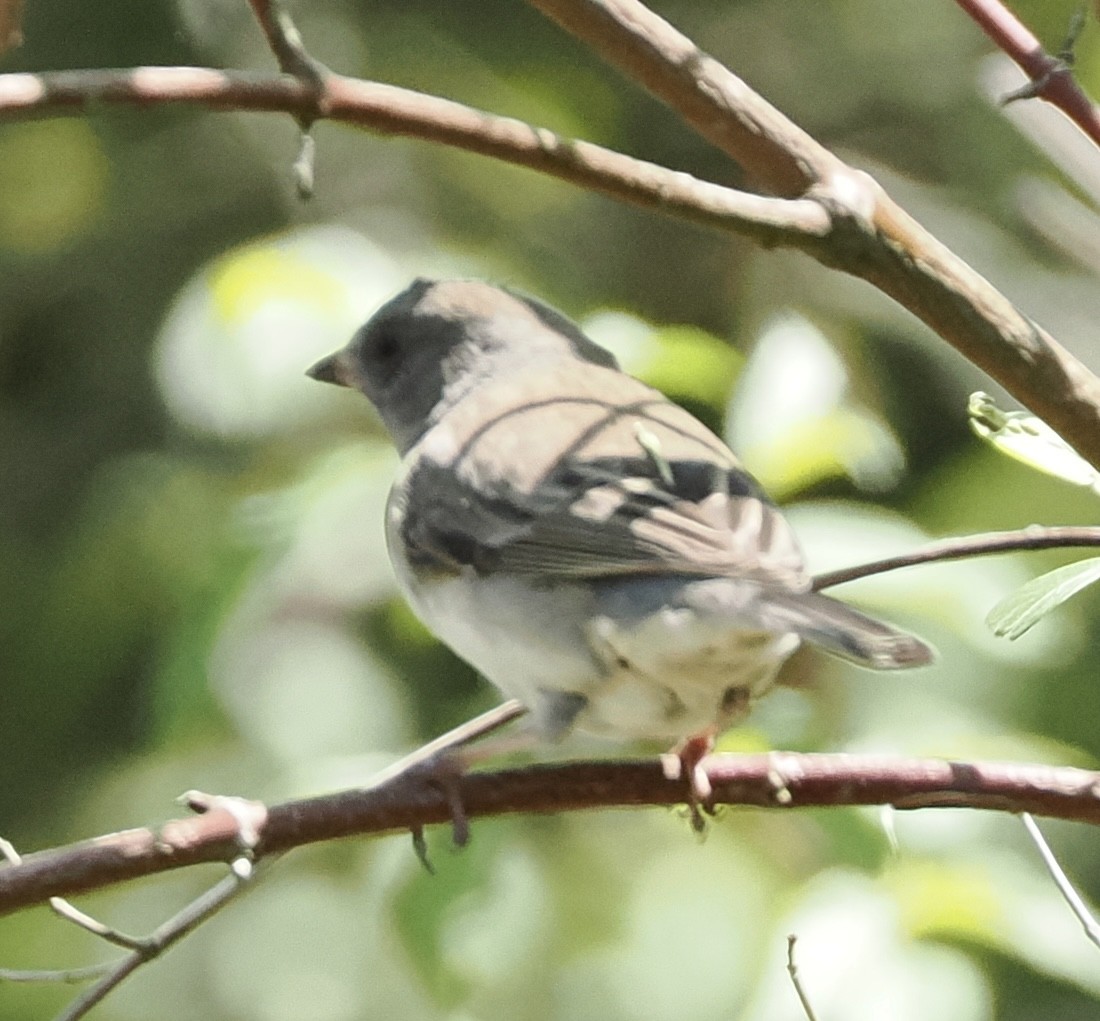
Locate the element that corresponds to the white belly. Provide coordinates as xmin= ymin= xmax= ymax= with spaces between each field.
xmin=392 ymin=547 xmax=800 ymax=743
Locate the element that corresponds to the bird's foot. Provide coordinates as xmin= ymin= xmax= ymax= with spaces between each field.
xmin=660 ymin=731 xmax=716 ymax=832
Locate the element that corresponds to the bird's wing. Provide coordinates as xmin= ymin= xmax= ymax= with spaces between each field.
xmin=393 ymin=364 xmax=809 ymax=591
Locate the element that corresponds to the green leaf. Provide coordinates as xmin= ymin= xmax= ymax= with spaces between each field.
xmin=968 ymin=391 xmax=1100 ymax=490
xmin=729 ymin=316 xmax=904 ymax=498
xmin=987 ymin=556 xmax=1100 ymax=639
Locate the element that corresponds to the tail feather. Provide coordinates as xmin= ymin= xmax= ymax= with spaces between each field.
xmin=760 ymin=591 xmax=933 ymax=669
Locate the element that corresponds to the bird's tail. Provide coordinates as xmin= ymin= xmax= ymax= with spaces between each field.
xmin=760 ymin=591 xmax=933 ymax=669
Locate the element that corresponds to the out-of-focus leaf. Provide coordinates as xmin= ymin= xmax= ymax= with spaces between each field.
xmin=582 ymin=310 xmax=661 ymax=373
xmin=742 ymin=870 xmax=991 ymax=1021
xmin=0 ymin=120 xmax=108 ymax=252
xmin=205 ymin=869 xmax=423 ymax=1021
xmin=238 ymin=442 xmax=399 ymax=610
xmin=393 ymin=824 xmax=510 ymax=1007
xmin=969 ymin=391 xmax=1100 ymax=491
xmin=155 ymin=226 xmax=406 ymax=437
xmin=728 ymin=315 xmax=904 ymax=498
xmin=583 ymin=312 xmax=741 ymax=404
xmin=560 ymin=835 xmax=775 ymax=1021
xmin=887 ymin=858 xmax=1003 ymax=943
xmin=643 ymin=325 xmax=742 ymax=410
xmin=584 ymin=311 xmax=742 ymax=437
xmin=986 ymin=556 xmax=1100 ymax=640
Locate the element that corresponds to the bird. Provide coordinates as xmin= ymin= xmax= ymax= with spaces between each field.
xmin=306 ymin=278 xmax=932 ymax=798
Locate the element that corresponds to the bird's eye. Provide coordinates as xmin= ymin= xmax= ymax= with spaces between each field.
xmin=372 ymin=332 xmax=400 ymax=363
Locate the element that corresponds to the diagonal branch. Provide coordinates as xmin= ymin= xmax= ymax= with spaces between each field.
xmin=953 ymin=0 xmax=1100 ymax=146
xmin=2 ymin=61 xmax=1098 ymax=474
xmin=2 ymin=7 xmax=1098 ymax=469
xmin=522 ymin=0 xmax=1100 ymax=475
xmin=524 ymin=0 xmax=844 ymax=195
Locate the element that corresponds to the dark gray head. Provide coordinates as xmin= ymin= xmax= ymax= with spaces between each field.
xmin=307 ymin=278 xmax=619 ymax=453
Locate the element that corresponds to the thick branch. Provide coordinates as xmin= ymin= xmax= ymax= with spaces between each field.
xmin=0 ymin=67 xmax=827 ymax=245
xmin=1 ymin=64 xmax=1099 ymax=468
xmin=522 ymin=0 xmax=1100 ymax=476
xmin=3 ymin=10 xmax=1100 ymax=466
xmin=524 ymin=0 xmax=845 ymax=195
xmin=3 ymin=754 xmax=1100 ymax=917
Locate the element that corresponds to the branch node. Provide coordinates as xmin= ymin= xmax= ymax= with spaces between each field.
xmin=178 ymin=790 xmax=268 ymax=855
xmin=767 ymin=753 xmax=795 ymax=807
xmin=1001 ymin=58 xmax=1072 ymax=106
xmin=807 ymin=167 xmax=879 ymax=234
xmin=293 ymin=129 xmax=316 ymax=200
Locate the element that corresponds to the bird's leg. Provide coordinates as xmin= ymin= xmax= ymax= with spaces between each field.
xmin=367 ymin=699 xmax=527 ymax=788
xmin=425 ymin=724 xmax=562 ymax=848
xmin=364 ymin=700 xmax=526 ymax=851
xmin=660 ymin=729 xmax=717 ymax=832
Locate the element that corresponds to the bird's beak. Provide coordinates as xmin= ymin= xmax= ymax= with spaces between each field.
xmin=306 ymin=351 xmax=351 ymax=387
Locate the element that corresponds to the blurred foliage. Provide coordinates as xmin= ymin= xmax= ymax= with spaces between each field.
xmin=3 ymin=0 xmax=1100 ymax=1019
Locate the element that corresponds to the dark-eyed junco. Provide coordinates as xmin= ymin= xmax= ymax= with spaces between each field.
xmin=307 ymin=278 xmax=932 ymax=792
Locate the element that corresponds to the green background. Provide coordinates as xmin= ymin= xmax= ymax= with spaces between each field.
xmin=3 ymin=1 xmax=1100 ymax=1018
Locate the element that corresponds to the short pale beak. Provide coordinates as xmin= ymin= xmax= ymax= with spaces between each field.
xmin=306 ymin=352 xmax=350 ymax=387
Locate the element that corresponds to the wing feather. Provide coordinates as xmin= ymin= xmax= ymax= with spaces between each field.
xmin=394 ymin=362 xmax=808 ymax=591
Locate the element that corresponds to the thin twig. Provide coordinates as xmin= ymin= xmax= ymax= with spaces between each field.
xmin=0 ymin=837 xmax=146 ymax=953
xmin=786 ymin=934 xmax=820 ymax=1021
xmin=813 ymin=526 xmax=1100 ymax=591
xmin=0 ymin=962 xmax=117 ymax=984
xmin=245 ymin=0 xmax=327 ymax=197
xmin=44 ymin=900 xmax=146 ymax=951
xmin=525 ymin=0 xmax=842 ymax=194
xmin=54 ymin=856 xmax=279 ymax=1021
xmin=361 ymin=699 xmax=526 ymax=789
xmin=245 ymin=0 xmax=326 ymax=85
xmin=1021 ymin=813 xmax=1100 ymax=951
xmin=0 ymin=68 xmax=829 ymax=245
xmin=953 ymin=0 xmax=1100 ymax=146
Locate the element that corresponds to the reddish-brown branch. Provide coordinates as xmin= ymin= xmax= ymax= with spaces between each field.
xmin=5 ymin=523 xmax=1098 ymax=916
xmin=3 ymin=754 xmax=1100 ymax=917
xmin=953 ymin=0 xmax=1100 ymax=147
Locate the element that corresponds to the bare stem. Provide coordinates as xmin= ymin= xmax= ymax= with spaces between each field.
xmin=1021 ymin=813 xmax=1100 ymax=951
xmin=0 ymin=45 xmax=1098 ymax=468
xmin=786 ymin=934 xmax=820 ymax=1021
xmin=813 ymin=526 xmax=1100 ymax=591
xmin=4 ymin=754 xmax=1100 ymax=917
xmin=521 ymin=0 xmax=1100 ymax=473
xmin=953 ymin=0 xmax=1100 ymax=145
